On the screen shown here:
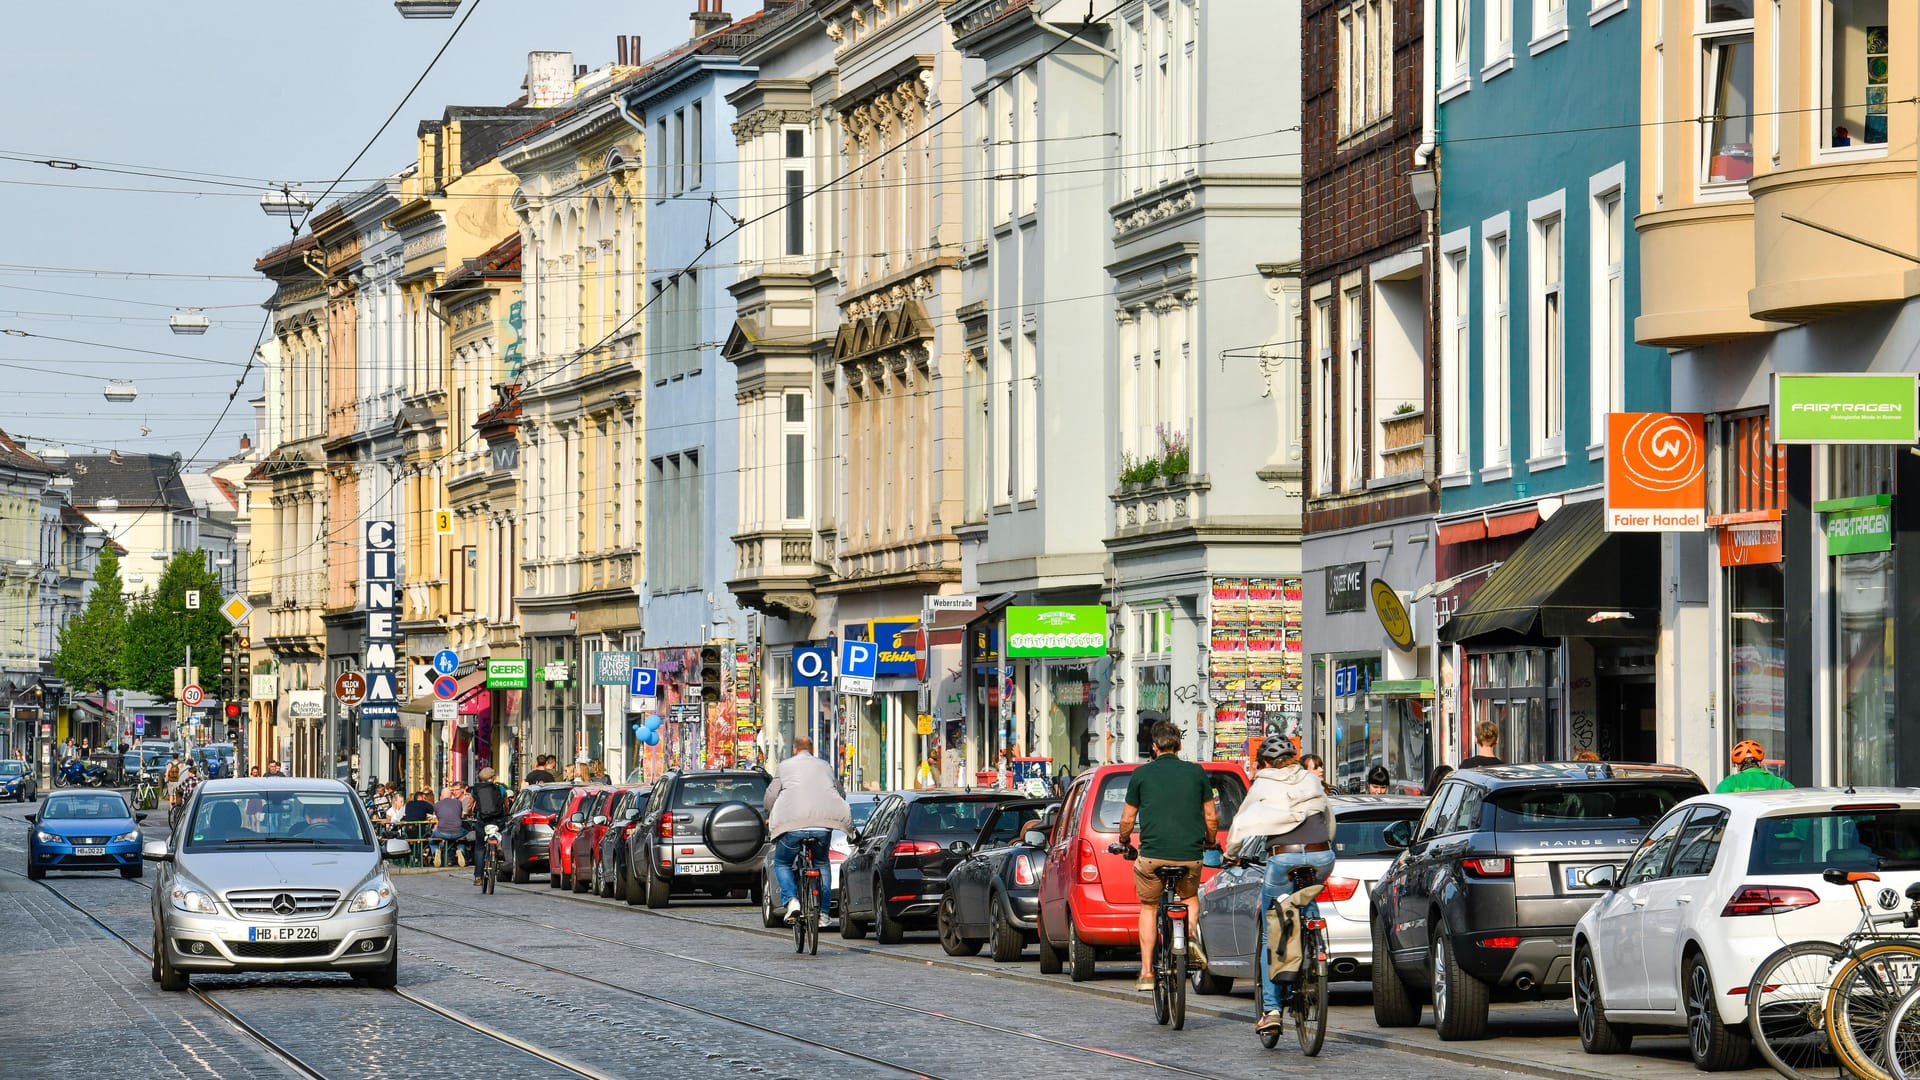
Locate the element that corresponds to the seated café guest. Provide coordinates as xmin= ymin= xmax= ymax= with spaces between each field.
xmin=402 ymin=791 xmax=434 ymax=822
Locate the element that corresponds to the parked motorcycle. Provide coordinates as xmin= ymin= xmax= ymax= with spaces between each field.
xmin=52 ymin=757 xmax=110 ymax=788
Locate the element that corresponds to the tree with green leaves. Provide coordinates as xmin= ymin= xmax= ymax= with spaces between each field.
xmin=120 ymin=551 xmax=229 ymax=699
xmin=52 ymin=548 xmax=127 ymax=695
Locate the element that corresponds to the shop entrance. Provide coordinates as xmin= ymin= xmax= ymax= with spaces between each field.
xmin=1594 ymin=646 xmax=1657 ymax=763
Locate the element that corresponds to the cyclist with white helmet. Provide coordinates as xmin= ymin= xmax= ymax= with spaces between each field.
xmin=1225 ymin=733 xmax=1337 ymax=1034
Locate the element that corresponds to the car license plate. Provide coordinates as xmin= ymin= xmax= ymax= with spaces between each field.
xmin=248 ymin=926 xmax=320 ymax=942
xmin=677 ymin=862 xmax=721 ymax=875
xmin=74 ymin=846 xmax=106 ymax=856
xmin=1565 ymin=866 xmax=1593 ymax=889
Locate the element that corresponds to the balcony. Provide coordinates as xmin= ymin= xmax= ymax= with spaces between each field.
xmin=729 ymin=529 xmax=820 ymax=617
xmin=1635 ymin=202 xmax=1780 ymax=347
xmin=1110 ymin=474 xmax=1211 ymax=542
xmin=1748 ymin=159 xmax=1919 ymax=323
xmin=1377 ymin=408 xmax=1426 ymax=481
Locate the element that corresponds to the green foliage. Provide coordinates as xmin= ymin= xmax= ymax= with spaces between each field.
xmin=1157 ymin=425 xmax=1190 ymax=478
xmin=52 ymin=549 xmax=127 ymax=694
xmin=1118 ymin=451 xmax=1162 ymax=486
xmin=119 ymin=551 xmax=229 ymax=698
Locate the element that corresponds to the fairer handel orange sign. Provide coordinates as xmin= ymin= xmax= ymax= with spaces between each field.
xmin=1605 ymin=412 xmax=1706 ymax=532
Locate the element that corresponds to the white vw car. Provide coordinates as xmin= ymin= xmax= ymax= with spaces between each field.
xmin=1572 ymin=789 xmax=1920 ymax=1071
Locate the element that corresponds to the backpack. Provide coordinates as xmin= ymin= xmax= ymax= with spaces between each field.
xmin=472 ymin=781 xmax=506 ymax=821
xmin=165 ymin=761 xmax=180 ymax=783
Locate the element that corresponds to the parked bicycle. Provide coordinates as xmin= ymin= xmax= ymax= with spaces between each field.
xmin=1260 ymin=862 xmax=1330 ymax=1056
xmin=1746 ymin=868 xmax=1920 ymax=1080
xmin=133 ymin=771 xmax=162 ymax=811
xmin=792 ymin=841 xmax=823 ymax=955
xmin=1110 ymin=841 xmax=1192 ymax=1030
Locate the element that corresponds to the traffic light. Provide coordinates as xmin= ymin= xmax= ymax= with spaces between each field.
xmin=698 ymin=645 xmax=723 ymax=702
xmin=219 ymin=637 xmax=237 ymax=701
xmin=236 ymin=638 xmax=251 ymax=698
xmin=225 ymin=702 xmax=241 ymax=720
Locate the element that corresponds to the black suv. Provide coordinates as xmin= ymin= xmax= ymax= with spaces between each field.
xmin=629 ymin=769 xmax=770 ymax=908
xmin=1371 ymin=762 xmax=1705 ymax=1040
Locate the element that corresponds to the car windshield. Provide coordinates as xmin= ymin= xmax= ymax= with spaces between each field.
xmin=1335 ymin=809 xmax=1424 ymax=857
xmin=42 ymin=793 xmax=130 ymax=820
xmin=1749 ymin=808 xmax=1920 ymax=873
xmin=1490 ymin=784 xmax=1696 ymax=832
xmin=906 ymin=798 xmax=1003 ymax=840
xmin=184 ymin=791 xmax=372 ymax=849
xmin=850 ymin=798 xmax=879 ymax=830
xmin=1092 ymin=771 xmax=1246 ymax=832
xmin=0 ymin=761 xmax=23 ymax=777
xmin=527 ymin=787 xmax=571 ymax=815
xmin=674 ymin=775 xmax=768 ymax=808
xmin=977 ymin=803 xmax=1053 ymax=847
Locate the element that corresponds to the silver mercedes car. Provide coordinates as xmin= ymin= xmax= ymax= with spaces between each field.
xmin=145 ymin=777 xmax=410 ymax=990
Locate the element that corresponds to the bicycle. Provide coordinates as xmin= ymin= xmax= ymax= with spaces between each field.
xmin=1259 ymin=862 xmax=1330 ymax=1056
xmin=133 ymin=771 xmax=162 ymax=811
xmin=792 ymin=841 xmax=823 ymax=955
xmin=1746 ymin=868 xmax=1920 ymax=1080
xmin=1110 ymin=841 xmax=1192 ymax=1030
xmin=479 ymin=824 xmax=503 ymax=894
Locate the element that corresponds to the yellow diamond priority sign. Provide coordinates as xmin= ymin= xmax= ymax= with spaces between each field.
xmin=220 ymin=596 xmax=253 ymax=627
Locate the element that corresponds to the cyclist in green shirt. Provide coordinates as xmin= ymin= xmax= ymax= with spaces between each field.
xmin=1716 ymin=739 xmax=1794 ymax=793
xmin=1116 ymin=720 xmax=1218 ymax=992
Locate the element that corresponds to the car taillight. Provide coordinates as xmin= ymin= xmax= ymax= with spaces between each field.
xmin=830 ymin=850 xmax=847 ymax=864
xmin=1481 ymin=935 xmax=1520 ymax=949
xmin=892 ymin=840 xmax=941 ymax=858
xmin=1319 ymin=876 xmax=1359 ymax=902
xmin=1078 ymin=838 xmax=1098 ymax=883
xmin=525 ymin=812 xmax=551 ymax=826
xmin=1460 ymin=857 xmax=1510 ymax=878
xmin=1012 ymin=854 xmax=1036 ymax=887
xmin=1722 ymin=885 xmax=1820 ymax=916
xmin=659 ymin=816 xmax=674 ymax=839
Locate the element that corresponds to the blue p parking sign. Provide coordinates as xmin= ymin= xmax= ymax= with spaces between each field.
xmin=629 ymin=667 xmax=659 ymax=698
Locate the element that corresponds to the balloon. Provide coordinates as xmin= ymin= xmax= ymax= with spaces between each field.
xmin=631 ymin=725 xmax=645 ymax=741
xmin=641 ymin=730 xmax=659 ymax=746
xmin=644 ymin=714 xmax=663 ymax=732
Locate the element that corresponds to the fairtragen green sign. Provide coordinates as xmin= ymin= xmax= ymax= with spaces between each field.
xmin=1773 ymin=373 xmax=1919 ymax=444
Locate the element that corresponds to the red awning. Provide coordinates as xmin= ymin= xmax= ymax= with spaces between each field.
xmin=1439 ymin=507 xmax=1540 ymax=545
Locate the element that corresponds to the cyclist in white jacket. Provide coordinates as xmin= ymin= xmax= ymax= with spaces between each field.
xmin=1227 ymin=734 xmax=1336 ymax=1034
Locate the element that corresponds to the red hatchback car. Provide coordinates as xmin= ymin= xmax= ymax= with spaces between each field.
xmin=1035 ymin=760 xmax=1247 ymax=982
xmin=547 ymin=785 xmax=607 ymax=887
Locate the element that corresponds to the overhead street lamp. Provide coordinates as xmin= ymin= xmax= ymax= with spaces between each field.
xmin=394 ymin=0 xmax=462 ymax=15
xmin=168 ymin=308 xmax=210 ymax=335
xmin=103 ymin=380 xmax=137 ymax=403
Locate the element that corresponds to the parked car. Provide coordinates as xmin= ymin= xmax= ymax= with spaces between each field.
xmin=839 ymin=789 xmax=1025 ymax=944
xmin=1370 ymin=761 xmax=1706 ymax=1041
xmin=756 ymin=791 xmax=881 ymax=926
xmin=190 ymin=743 xmax=236 ymax=779
xmin=629 ymin=769 xmax=771 ymax=908
xmin=1191 ymin=793 xmax=1425 ymax=994
xmin=937 ymin=797 xmax=1059 ymax=961
xmin=1573 ymin=788 xmax=1920 ymax=1070
xmin=145 ymin=777 xmax=411 ymax=990
xmin=0 ymin=758 xmax=37 ymax=802
xmin=570 ymin=786 xmax=641 ymax=894
xmin=600 ymin=787 xmax=650 ymax=900
xmin=1035 ymin=760 xmax=1249 ymax=981
xmin=123 ymin=748 xmax=175 ymax=786
xmin=28 ymin=789 xmax=146 ymax=879
xmin=499 ymin=782 xmax=572 ymax=883
xmin=547 ymin=785 xmax=608 ymax=888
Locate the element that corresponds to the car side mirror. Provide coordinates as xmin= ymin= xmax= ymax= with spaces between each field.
xmin=384 ymin=838 xmax=412 ymax=859
xmin=1382 ymin=820 xmax=1414 ymax=849
xmin=1581 ymin=864 xmax=1618 ymax=890
xmin=135 ymin=812 xmax=148 ymax=823
xmin=23 ymin=813 xmax=34 ymax=824
xmin=141 ymin=839 xmax=171 ymax=862
xmin=846 ymin=829 xmax=861 ymax=844
xmin=1023 ymin=829 xmax=1048 ymax=847
xmin=568 ymin=812 xmax=585 ymax=826
xmin=949 ymin=840 xmax=971 ymax=855
xmin=591 ymin=816 xmax=609 ymax=827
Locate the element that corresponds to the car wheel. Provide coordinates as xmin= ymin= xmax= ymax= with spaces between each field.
xmin=988 ymin=898 xmax=1024 ymax=963
xmin=762 ymin=879 xmax=784 ymax=928
xmin=511 ymin=847 xmax=530 ymax=885
xmin=874 ymin=878 xmax=906 ymax=945
xmin=1431 ymin=931 xmax=1489 ymax=1041
xmin=1371 ymin=915 xmax=1421 ymax=1027
xmin=120 ymin=865 xmax=142 ymax=879
xmin=1190 ymin=921 xmax=1233 ymax=995
xmin=157 ymin=933 xmax=188 ymax=992
xmin=27 ymin=862 xmax=44 ymax=881
xmin=624 ymin=867 xmax=642 ymax=906
xmin=644 ymin=866 xmax=671 ymax=909
xmin=1685 ymin=952 xmax=1752 ymax=1071
xmin=571 ymin=856 xmax=590 ymax=893
xmin=1036 ymin=913 xmax=1064 ymax=975
xmin=840 ymin=891 xmax=869 ymax=940
xmin=938 ymin=894 xmax=982 ymax=956
xmin=150 ymin=924 xmax=163 ymax=983
xmin=1067 ymin=916 xmax=1097 ymax=982
xmin=1576 ymin=944 xmax=1632 ymax=1054
xmin=354 ymin=954 xmax=398 ymax=990
xmin=548 ymin=856 xmax=564 ymax=888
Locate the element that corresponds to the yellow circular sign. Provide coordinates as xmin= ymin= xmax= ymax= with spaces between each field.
xmin=1371 ymin=579 xmax=1415 ymax=652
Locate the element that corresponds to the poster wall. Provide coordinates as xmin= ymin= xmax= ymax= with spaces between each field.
xmin=1208 ymin=577 xmax=1305 ymax=760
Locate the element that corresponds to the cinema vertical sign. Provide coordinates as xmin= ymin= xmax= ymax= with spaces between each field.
xmin=362 ymin=521 xmax=401 ymax=736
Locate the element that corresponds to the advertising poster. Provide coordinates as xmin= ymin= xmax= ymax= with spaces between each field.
xmin=1209 ymin=576 xmax=1305 ymax=759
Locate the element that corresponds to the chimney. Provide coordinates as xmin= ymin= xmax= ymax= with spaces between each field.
xmin=617 ymin=36 xmax=627 ymax=65
xmin=524 ymin=51 xmax=575 ymax=108
xmin=690 ymin=0 xmax=731 ymax=40
xmin=239 ymin=434 xmax=251 ymax=452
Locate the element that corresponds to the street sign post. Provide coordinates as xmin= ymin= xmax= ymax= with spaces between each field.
xmin=181 ymin=684 xmax=204 ymax=707
xmin=220 ymin=596 xmax=252 ymax=626
xmin=132 ymin=717 xmax=145 ymax=737
xmin=332 ymin=671 xmax=367 ymax=707
xmin=838 ymin=639 xmax=877 ymax=697
xmin=185 ymin=590 xmax=201 ymax=610
xmin=432 ymin=700 xmax=457 ymax=723
xmin=791 ymin=647 xmax=831 ymax=688
xmin=629 ymin=667 xmax=659 ymax=699
xmin=431 ymin=649 xmax=459 ymax=676
xmin=433 ymin=674 xmax=459 ymax=701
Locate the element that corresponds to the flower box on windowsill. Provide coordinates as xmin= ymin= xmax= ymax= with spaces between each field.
xmin=1111 ymin=474 xmax=1210 ymax=539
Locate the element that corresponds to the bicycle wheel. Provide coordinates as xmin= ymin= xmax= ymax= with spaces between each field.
xmin=1748 ymin=939 xmax=1847 ymax=1080
xmin=1297 ymin=925 xmax=1329 ymax=1056
xmin=1153 ymin=934 xmax=1172 ymax=1026
xmin=804 ymin=877 xmax=821 ymax=956
xmin=1828 ymin=941 xmax=1920 ymax=1080
xmin=1889 ymin=985 xmax=1920 ymax=1080
xmin=1169 ymin=922 xmax=1188 ymax=1031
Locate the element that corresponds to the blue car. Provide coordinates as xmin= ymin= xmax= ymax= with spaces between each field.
xmin=28 ymin=789 xmax=146 ymax=880
xmin=0 ymin=759 xmax=36 ymax=802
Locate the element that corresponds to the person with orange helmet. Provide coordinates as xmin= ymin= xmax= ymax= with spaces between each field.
xmin=1715 ymin=739 xmax=1794 ymax=793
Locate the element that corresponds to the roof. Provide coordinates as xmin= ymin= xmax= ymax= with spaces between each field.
xmin=1453 ymin=762 xmax=1705 ymax=788
xmin=66 ymin=453 xmax=192 ymax=510
xmin=0 ymin=428 xmax=58 ymax=476
xmin=1702 ymin=787 xmax=1920 ymax=810
xmin=438 ymin=233 xmax=523 ymax=292
xmin=1439 ymin=499 xmax=1659 ymax=644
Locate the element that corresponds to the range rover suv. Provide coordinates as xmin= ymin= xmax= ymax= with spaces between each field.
xmin=1369 ymin=762 xmax=1705 ymax=1040
xmin=630 ymin=769 xmax=770 ymax=908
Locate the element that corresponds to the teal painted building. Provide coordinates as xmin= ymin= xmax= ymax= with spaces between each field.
xmin=1432 ymin=0 xmax=1669 ymax=764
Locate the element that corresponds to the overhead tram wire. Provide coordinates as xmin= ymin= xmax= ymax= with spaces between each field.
xmin=256 ymin=0 xmax=1138 ymax=575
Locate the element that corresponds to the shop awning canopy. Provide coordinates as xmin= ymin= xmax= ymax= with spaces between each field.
xmin=1440 ymin=500 xmax=1659 ymax=644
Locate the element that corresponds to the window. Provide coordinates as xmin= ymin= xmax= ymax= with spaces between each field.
xmin=671 ymin=108 xmax=685 ymax=194
xmin=1532 ymin=0 xmax=1569 ymax=51
xmin=1343 ymin=288 xmax=1365 ymax=490
xmin=1439 ymin=235 xmax=1471 ymax=476
xmin=647 ymin=271 xmax=700 ymax=380
xmin=1415 ymin=781 xmax=1465 ymax=841
xmin=1486 ymin=0 xmax=1513 ymax=70
xmin=1589 ymin=169 xmax=1625 ymax=450
xmin=783 ymin=391 xmax=807 ymax=522
xmin=654 ymin=117 xmax=668 ymax=197
xmin=1747 ymin=808 xmax=1920 ymax=874
xmin=1529 ymin=198 xmax=1566 ymax=459
xmin=1622 ymin=809 xmax=1687 ymax=885
xmin=1481 ymin=218 xmax=1512 ymax=470
xmin=992 ymin=336 xmax=1012 ymax=506
xmin=646 ymin=451 xmax=704 ymax=591
xmin=689 ymin=100 xmax=703 ymax=189
xmin=1017 ymin=330 xmax=1037 ymax=501
xmin=784 ymin=127 xmax=808 ymax=257
xmin=1338 ymin=0 xmax=1392 ymax=137
xmin=1312 ymin=297 xmax=1335 ymax=495
xmin=1443 ymin=0 xmax=1470 ymax=85
xmin=1823 ymin=1 xmax=1890 ymax=149
xmin=1669 ymin=807 xmax=1729 ymax=877
xmin=1701 ymin=2 xmax=1755 ymax=184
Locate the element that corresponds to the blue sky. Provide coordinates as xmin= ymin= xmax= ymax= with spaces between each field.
xmin=0 ymin=0 xmax=693 ymax=465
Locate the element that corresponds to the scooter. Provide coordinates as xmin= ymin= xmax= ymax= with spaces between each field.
xmin=52 ymin=757 xmax=110 ymax=788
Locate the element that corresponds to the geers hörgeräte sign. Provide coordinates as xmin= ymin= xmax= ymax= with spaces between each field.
xmin=1005 ymin=605 xmax=1108 ymax=658
xmin=1772 ymin=373 xmax=1919 ymax=444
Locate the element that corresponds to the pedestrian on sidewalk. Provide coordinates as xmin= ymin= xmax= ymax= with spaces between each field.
xmin=1460 ymin=722 xmax=1504 ymax=770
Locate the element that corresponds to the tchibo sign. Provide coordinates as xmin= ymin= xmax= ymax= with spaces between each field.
xmin=362 ymin=521 xmax=400 ymax=731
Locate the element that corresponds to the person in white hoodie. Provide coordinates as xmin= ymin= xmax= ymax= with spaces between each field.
xmin=1226 ymin=733 xmax=1336 ymax=1033
xmin=765 ymin=737 xmax=854 ymax=924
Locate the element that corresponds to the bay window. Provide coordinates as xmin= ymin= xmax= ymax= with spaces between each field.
xmin=1701 ymin=2 xmax=1755 ymax=184
xmin=1824 ymin=1 xmax=1890 ymax=149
